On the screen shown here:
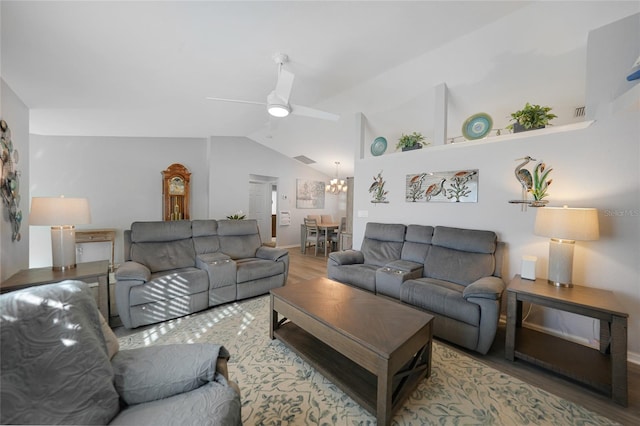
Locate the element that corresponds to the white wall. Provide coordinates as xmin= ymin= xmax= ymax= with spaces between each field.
xmin=0 ymin=79 xmax=30 ymax=281
xmin=29 ymin=135 xmax=209 ymax=267
xmin=315 ymin=1 xmax=639 ymax=150
xmin=207 ymin=136 xmax=344 ymax=247
xmin=27 ymin=134 xmax=341 ymax=266
xmin=350 ymin=13 xmax=640 ymax=359
xmin=353 ymin=112 xmax=639 ymax=354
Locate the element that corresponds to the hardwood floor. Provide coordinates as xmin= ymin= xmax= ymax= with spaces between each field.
xmin=286 ymin=248 xmax=640 ymax=425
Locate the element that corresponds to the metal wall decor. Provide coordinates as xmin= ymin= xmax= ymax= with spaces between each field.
xmin=296 ymin=179 xmax=325 ymax=209
xmin=369 ymin=170 xmax=389 ymax=203
xmin=1 ymin=119 xmax=22 ymax=241
xmin=509 ymin=156 xmax=552 ymax=210
xmin=406 ymin=169 xmax=478 ymax=203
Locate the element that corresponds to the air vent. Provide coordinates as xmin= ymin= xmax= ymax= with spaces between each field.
xmin=574 ymin=106 xmax=586 ymax=117
xmin=293 ymin=155 xmax=316 ymax=164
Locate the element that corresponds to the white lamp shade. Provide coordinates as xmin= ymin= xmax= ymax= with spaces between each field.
xmin=534 ymin=206 xmax=599 ymax=241
xmin=30 ymin=197 xmax=91 ymax=226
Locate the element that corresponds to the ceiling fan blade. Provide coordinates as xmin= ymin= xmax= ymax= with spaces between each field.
xmin=206 ymin=97 xmax=266 ymax=106
xmin=274 ymin=69 xmax=295 ymax=103
xmin=290 ymin=104 xmax=340 ymax=121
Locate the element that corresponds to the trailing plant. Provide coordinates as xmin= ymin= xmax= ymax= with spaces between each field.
xmin=506 ymin=103 xmax=557 ymax=131
xmin=396 ymin=132 xmax=429 ymax=150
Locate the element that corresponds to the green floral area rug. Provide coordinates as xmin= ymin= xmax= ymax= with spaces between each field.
xmin=117 ymin=296 xmax=618 ymax=425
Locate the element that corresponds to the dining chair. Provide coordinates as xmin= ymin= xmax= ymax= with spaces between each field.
xmin=320 ymin=214 xmax=334 ymax=224
xmin=303 ymin=218 xmax=324 ymax=256
xmin=329 ymin=216 xmax=346 ymax=252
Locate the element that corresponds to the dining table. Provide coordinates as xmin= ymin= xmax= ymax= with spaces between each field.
xmin=300 ymin=222 xmax=340 ymax=257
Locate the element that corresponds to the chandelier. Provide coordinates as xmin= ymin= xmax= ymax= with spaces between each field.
xmin=326 ymin=162 xmax=347 ymax=194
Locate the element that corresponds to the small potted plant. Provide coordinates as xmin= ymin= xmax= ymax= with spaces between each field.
xmin=507 ymin=103 xmax=558 ymax=133
xmin=396 ymin=132 xmax=429 ymax=152
xmin=226 ymin=210 xmax=246 ymax=220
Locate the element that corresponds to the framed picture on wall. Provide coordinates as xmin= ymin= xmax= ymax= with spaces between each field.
xmin=296 ymin=179 xmax=325 ymax=209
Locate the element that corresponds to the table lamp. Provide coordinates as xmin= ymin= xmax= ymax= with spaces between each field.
xmin=29 ymin=196 xmax=91 ymax=270
xmin=534 ymin=206 xmax=599 ymax=287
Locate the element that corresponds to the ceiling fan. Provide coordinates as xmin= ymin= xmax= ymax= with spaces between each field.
xmin=206 ymin=53 xmax=339 ymax=121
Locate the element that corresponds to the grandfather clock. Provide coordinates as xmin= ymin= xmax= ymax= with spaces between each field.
xmin=162 ymin=163 xmax=191 ymax=221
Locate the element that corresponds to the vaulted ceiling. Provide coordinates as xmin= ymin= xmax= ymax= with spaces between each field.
xmin=2 ymin=1 xmax=635 ymax=176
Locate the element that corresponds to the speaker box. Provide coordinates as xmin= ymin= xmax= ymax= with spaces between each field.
xmin=521 ymin=255 xmax=537 ymax=281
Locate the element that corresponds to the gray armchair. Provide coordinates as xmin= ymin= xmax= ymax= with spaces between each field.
xmin=0 ymin=280 xmax=241 ymax=425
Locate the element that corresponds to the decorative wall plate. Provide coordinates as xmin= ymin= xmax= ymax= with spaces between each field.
xmin=370 ymin=137 xmax=387 ymax=156
xmin=462 ymin=113 xmax=493 ymax=140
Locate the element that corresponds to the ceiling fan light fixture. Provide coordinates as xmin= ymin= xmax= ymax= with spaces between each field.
xmin=267 ymin=103 xmax=290 ymax=118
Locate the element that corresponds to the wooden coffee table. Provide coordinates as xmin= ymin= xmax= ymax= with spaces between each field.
xmin=270 ymin=277 xmax=433 ymax=425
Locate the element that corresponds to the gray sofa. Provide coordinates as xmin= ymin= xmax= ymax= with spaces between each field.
xmin=327 ymin=222 xmax=505 ymax=354
xmin=116 ymin=219 xmax=289 ymax=329
xmin=0 ymin=280 xmax=241 ymax=425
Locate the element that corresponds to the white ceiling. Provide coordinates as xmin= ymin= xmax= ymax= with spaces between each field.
xmin=2 ymin=1 xmax=633 ymax=177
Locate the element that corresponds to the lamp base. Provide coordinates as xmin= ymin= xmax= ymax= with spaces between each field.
xmin=547 ymin=279 xmax=573 ymax=288
xmin=51 ymin=225 xmax=77 ymax=271
xmin=547 ymin=238 xmax=575 ymax=288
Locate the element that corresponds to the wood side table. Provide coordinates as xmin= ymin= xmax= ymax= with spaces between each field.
xmin=75 ymin=229 xmax=116 ymax=270
xmin=505 ymin=275 xmax=628 ymax=406
xmin=1 ymin=260 xmax=111 ymax=326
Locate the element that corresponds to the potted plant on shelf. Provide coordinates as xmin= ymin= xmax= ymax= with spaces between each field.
xmin=396 ymin=132 xmax=429 ymax=152
xmin=506 ymin=103 xmax=558 ymax=133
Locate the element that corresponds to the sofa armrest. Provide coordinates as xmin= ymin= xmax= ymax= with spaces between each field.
xmin=256 ymin=246 xmax=288 ymax=261
xmin=115 ymin=261 xmax=151 ymax=282
xmin=111 ymin=343 xmax=232 ymax=406
xmin=328 ymin=250 xmax=364 ymax=266
xmin=463 ymin=276 xmax=505 ymax=301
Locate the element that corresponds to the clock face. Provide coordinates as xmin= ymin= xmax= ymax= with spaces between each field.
xmin=168 ymin=176 xmax=185 ymax=195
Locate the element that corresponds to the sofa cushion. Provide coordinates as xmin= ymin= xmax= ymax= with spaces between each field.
xmin=432 ymin=226 xmax=497 ymax=254
xmin=217 ymin=220 xmax=261 ymax=259
xmin=130 ymin=239 xmax=196 ymax=273
xmin=129 ymin=268 xmax=209 ymax=306
xmin=0 ymin=281 xmax=120 ymax=425
xmin=111 ymin=343 xmax=226 ymax=405
xmin=401 ymin=224 xmax=434 ymax=264
xmin=327 ymin=264 xmax=378 ymax=293
xmin=235 ymin=258 xmax=285 ymax=283
xmin=400 ymin=278 xmax=480 ymax=326
xmin=192 ymin=220 xmax=221 ymax=254
xmin=361 ymin=222 xmax=406 ymax=267
xmin=131 ymin=220 xmax=192 ymax=243
xmin=423 ymin=246 xmax=495 ymax=286
xmin=110 ymin=381 xmax=241 ymax=426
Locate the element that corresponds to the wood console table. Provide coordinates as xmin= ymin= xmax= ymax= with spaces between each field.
xmin=1 ymin=260 xmax=112 ymax=326
xmin=505 ymin=275 xmax=628 ymax=406
xmin=75 ymin=229 xmax=116 ymax=270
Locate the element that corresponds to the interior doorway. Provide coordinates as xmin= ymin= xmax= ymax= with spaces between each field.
xmin=248 ymin=174 xmax=278 ymax=245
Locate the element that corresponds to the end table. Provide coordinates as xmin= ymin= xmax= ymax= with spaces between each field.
xmin=505 ymin=274 xmax=628 ymax=406
xmin=1 ymin=260 xmax=112 ymax=326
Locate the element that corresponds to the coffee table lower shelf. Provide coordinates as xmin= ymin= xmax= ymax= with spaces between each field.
xmin=274 ymin=321 xmax=423 ymax=418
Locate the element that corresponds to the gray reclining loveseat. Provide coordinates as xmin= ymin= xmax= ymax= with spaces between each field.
xmin=115 ymin=219 xmax=288 ymax=329
xmin=327 ymin=222 xmax=505 ymax=354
